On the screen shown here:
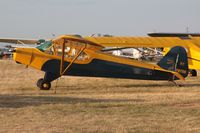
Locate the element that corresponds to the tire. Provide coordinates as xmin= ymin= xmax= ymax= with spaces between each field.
xmin=37 ymin=78 xmax=44 ymax=87
xmin=190 ymin=70 xmax=197 ymax=77
xmin=16 ymin=61 xmax=21 ymax=64
xmin=37 ymin=78 xmax=51 ymax=90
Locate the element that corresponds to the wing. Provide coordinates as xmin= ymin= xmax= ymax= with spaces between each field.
xmin=0 ymin=38 xmax=39 ymax=44
xmin=85 ymin=36 xmax=200 ymax=48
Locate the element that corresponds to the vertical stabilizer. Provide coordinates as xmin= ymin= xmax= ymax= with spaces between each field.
xmin=157 ymin=46 xmax=188 ymax=78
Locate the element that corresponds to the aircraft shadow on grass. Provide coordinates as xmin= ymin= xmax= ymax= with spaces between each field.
xmin=1 ymin=83 xmax=200 ymax=109
xmin=118 ymin=83 xmax=200 ymax=88
xmin=56 ymin=82 xmax=200 ymax=88
xmin=0 ymin=95 xmax=145 ymax=108
xmin=0 ymin=83 xmax=200 ymax=108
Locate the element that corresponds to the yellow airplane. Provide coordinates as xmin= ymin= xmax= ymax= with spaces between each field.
xmin=0 ymin=35 xmax=189 ymax=90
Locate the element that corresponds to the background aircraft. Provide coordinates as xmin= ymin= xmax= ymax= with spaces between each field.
xmin=148 ymin=32 xmax=200 ymax=76
xmin=0 ymin=46 xmax=12 ymax=59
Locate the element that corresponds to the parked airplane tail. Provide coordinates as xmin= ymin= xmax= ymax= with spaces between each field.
xmin=157 ymin=46 xmax=189 ymax=78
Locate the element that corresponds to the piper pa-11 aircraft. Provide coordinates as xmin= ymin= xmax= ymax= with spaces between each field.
xmin=0 ymin=35 xmax=189 ymax=90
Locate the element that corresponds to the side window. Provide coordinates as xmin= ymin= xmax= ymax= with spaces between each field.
xmin=53 ymin=40 xmax=89 ymax=61
xmin=44 ymin=47 xmax=54 ymax=55
xmin=54 ymin=44 xmax=62 ymax=56
xmin=77 ymin=52 xmax=89 ymax=61
xmin=64 ymin=40 xmax=89 ymax=61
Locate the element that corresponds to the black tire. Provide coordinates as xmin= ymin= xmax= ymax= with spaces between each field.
xmin=37 ymin=78 xmax=51 ymax=90
xmin=190 ymin=69 xmax=197 ymax=77
xmin=37 ymin=78 xmax=44 ymax=87
xmin=16 ymin=61 xmax=21 ymax=64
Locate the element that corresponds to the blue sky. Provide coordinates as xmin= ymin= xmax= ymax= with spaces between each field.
xmin=0 ymin=0 xmax=199 ymax=38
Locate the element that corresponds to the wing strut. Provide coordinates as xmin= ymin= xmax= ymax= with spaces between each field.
xmin=60 ymin=39 xmax=66 ymax=75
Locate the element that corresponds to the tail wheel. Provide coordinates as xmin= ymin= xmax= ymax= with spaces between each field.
xmin=37 ymin=78 xmax=51 ymax=90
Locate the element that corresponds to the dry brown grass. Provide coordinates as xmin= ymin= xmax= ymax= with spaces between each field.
xmin=1 ymin=60 xmax=200 ymax=133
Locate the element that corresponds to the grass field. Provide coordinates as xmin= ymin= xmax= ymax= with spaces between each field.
xmin=1 ymin=60 xmax=200 ymax=133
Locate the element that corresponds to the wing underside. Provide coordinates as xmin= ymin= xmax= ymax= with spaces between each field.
xmin=85 ymin=36 xmax=200 ymax=48
xmin=0 ymin=38 xmax=39 ymax=44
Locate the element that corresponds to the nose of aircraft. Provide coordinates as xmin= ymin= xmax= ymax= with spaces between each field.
xmin=13 ymin=48 xmax=33 ymax=65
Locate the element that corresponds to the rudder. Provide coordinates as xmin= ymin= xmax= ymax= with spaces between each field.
xmin=157 ymin=46 xmax=188 ymax=78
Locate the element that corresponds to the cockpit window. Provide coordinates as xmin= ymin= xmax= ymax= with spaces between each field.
xmin=37 ymin=39 xmax=90 ymax=61
xmin=53 ymin=40 xmax=89 ymax=61
xmin=36 ymin=41 xmax=52 ymax=52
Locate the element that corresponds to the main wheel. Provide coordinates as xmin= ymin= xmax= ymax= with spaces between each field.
xmin=37 ymin=78 xmax=43 ymax=87
xmin=189 ymin=69 xmax=197 ymax=77
xmin=37 ymin=78 xmax=51 ymax=90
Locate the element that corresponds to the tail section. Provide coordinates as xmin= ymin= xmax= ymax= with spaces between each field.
xmin=157 ymin=46 xmax=188 ymax=78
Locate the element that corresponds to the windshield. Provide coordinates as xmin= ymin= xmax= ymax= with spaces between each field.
xmin=36 ymin=41 xmax=52 ymax=52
